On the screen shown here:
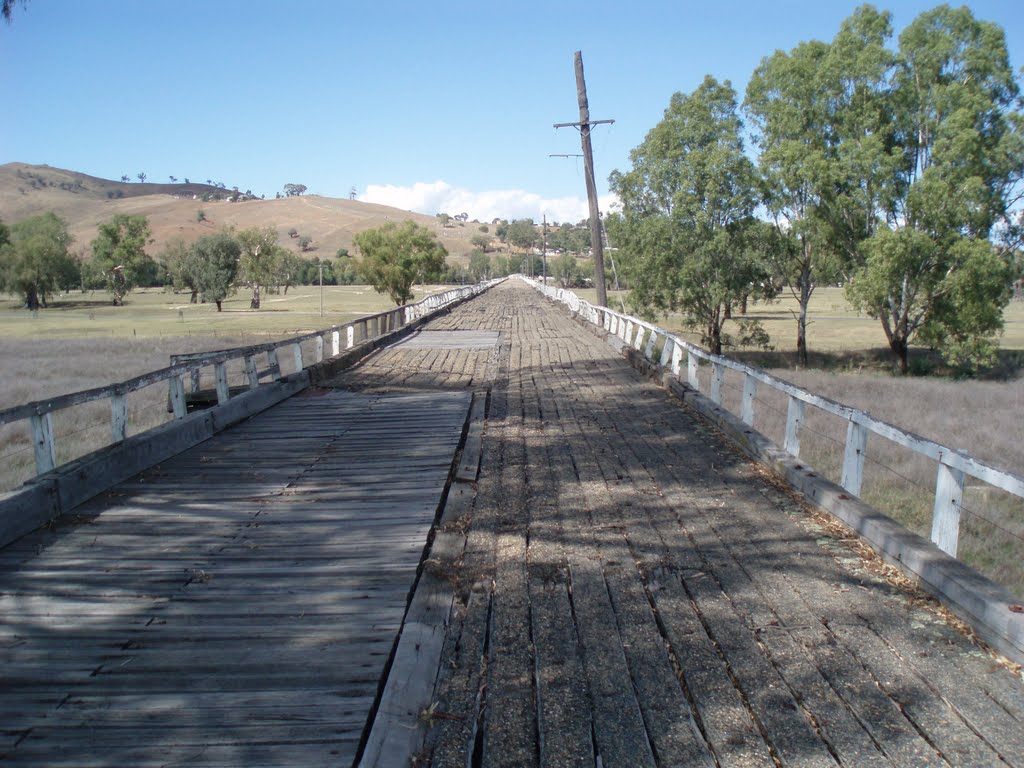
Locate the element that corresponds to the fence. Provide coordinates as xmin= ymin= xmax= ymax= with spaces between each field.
xmin=528 ymin=278 xmax=1024 ymax=564
xmin=0 ymin=282 xmax=497 ymax=484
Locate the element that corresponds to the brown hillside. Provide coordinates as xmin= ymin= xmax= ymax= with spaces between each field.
xmin=0 ymin=163 xmax=482 ymax=263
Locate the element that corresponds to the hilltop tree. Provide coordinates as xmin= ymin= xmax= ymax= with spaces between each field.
xmin=120 ymin=175 xmax=130 ymax=183
xmin=354 ymin=220 xmax=448 ymax=305
xmin=2 ymin=0 xmax=27 ymax=23
xmin=137 ymin=172 xmax=147 ymax=183
xmin=283 ymin=183 xmax=307 ymax=197
xmin=236 ymin=227 xmax=280 ymax=309
xmin=608 ymin=76 xmax=770 ymax=355
xmin=847 ymin=5 xmax=1024 ymax=372
xmin=0 ymin=213 xmax=78 ymax=310
xmin=185 ymin=233 xmax=239 ymax=311
xmin=90 ymin=214 xmax=153 ymax=306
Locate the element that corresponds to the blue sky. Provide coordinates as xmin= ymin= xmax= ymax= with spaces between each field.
xmin=3 ymin=1 xmax=1022 ymax=223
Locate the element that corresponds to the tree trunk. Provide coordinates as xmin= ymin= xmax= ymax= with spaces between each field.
xmin=723 ymin=301 xmax=732 ymax=320
xmin=215 ymin=300 xmax=223 ymax=312
xmin=795 ymin=254 xmax=812 ymax=368
xmin=891 ymin=337 xmax=909 ymax=375
xmin=190 ymin=290 xmax=198 ymax=304
xmin=740 ymin=293 xmax=748 ymax=314
xmin=250 ymin=286 xmax=261 ymax=309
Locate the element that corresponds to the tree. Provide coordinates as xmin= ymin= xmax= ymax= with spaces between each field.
xmin=276 ymin=250 xmax=303 ymax=294
xmin=436 ymin=213 xmax=453 ymax=228
xmin=169 ymin=176 xmax=177 ymax=183
xmin=185 ymin=233 xmax=239 ymax=311
xmin=847 ymin=5 xmax=1024 ymax=372
xmin=236 ymin=227 xmax=280 ymax=309
xmin=283 ymin=183 xmax=307 ymax=197
xmin=468 ymin=250 xmax=491 ymax=282
xmin=137 ymin=172 xmax=147 ymax=183
xmin=504 ymin=219 xmax=538 ymax=251
xmin=298 ymin=235 xmax=312 ymax=251
xmin=90 ymin=214 xmax=153 ymax=306
xmin=470 ymin=233 xmax=491 ymax=252
xmin=354 ymin=220 xmax=448 ymax=305
xmin=159 ymin=236 xmax=196 ymax=302
xmin=608 ymin=76 xmax=770 ymax=355
xmin=749 ymin=6 xmax=892 ymax=366
xmin=2 ymin=0 xmax=27 ymax=23
xmin=120 ymin=175 xmax=130 ymax=183
xmin=196 ymin=209 xmax=207 ymax=224
xmin=0 ymin=213 xmax=77 ymax=309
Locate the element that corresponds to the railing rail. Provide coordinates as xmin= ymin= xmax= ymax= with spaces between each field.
xmin=526 ymin=277 xmax=1024 ymax=559
xmin=3 ymin=281 xmax=500 ymax=481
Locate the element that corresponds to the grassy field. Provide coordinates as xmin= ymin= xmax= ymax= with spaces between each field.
xmin=3 ymin=282 xmax=1023 ymax=596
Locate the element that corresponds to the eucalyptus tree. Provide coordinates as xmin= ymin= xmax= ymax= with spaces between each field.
xmin=0 ymin=212 xmax=77 ymax=309
xmin=847 ymin=5 xmax=1023 ymax=372
xmin=186 ymin=233 xmax=239 ymax=312
xmin=746 ymin=4 xmax=895 ymax=366
xmin=90 ymin=214 xmax=153 ymax=306
xmin=236 ymin=227 xmax=281 ymax=309
xmin=608 ymin=76 xmax=770 ymax=355
xmin=354 ymin=220 xmax=447 ymax=305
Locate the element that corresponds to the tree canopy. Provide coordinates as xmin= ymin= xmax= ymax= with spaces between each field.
xmin=608 ymin=76 xmax=771 ymax=354
xmin=354 ymin=220 xmax=448 ymax=305
xmin=236 ymin=227 xmax=280 ymax=309
xmin=0 ymin=212 xmax=77 ymax=310
xmin=185 ymin=233 xmax=240 ymax=311
xmin=90 ymin=214 xmax=153 ymax=306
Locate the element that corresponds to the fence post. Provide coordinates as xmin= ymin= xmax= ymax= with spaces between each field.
xmin=634 ymin=325 xmax=647 ymax=352
xmin=347 ymin=326 xmax=356 ymax=349
xmin=741 ymin=372 xmax=757 ymax=426
xmin=292 ymin=343 xmax=303 ymax=373
xmin=169 ymin=376 xmax=187 ymax=419
xmin=687 ymin=353 xmax=699 ymax=389
xmin=710 ymin=362 xmax=725 ymax=405
xmin=244 ymin=355 xmax=259 ymax=389
xmin=189 ymin=367 xmax=201 ymax=394
xmin=332 ymin=330 xmax=341 ymax=356
xmin=841 ymin=419 xmax=868 ymax=496
xmin=931 ymin=459 xmax=966 ymax=556
xmin=214 ymin=362 xmax=231 ymax=404
xmin=315 ymin=336 xmax=325 ymax=363
xmin=784 ymin=396 xmax=805 ymax=457
xmin=111 ymin=390 xmax=128 ymax=442
xmin=31 ymin=412 xmax=56 ymax=475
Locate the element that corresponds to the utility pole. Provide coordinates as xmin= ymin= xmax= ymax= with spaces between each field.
xmin=554 ymin=51 xmax=613 ymax=307
xmin=319 ymin=262 xmax=324 ymax=318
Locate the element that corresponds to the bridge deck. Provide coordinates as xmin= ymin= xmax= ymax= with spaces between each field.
xmin=2 ymin=280 xmax=1023 ymax=767
xmin=0 ymin=389 xmax=473 ymax=766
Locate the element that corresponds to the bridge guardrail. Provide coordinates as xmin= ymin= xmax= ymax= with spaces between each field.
xmin=524 ymin=276 xmax=1024 ymax=565
xmin=0 ymin=281 xmax=501 ymax=483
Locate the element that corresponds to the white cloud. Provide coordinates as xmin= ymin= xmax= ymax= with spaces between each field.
xmin=360 ymin=180 xmax=617 ymax=225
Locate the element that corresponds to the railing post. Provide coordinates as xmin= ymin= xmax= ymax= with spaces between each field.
xmin=315 ymin=336 xmax=325 ymax=363
xmin=189 ymin=367 xmax=201 ymax=394
xmin=267 ymin=349 xmax=281 ymax=381
xmin=347 ymin=326 xmax=355 ymax=349
xmin=31 ymin=411 xmax=56 ymax=475
xmin=644 ymin=329 xmax=658 ymax=360
xmin=687 ymin=353 xmax=699 ymax=389
xmin=710 ymin=361 xmax=725 ymax=405
xmin=169 ymin=376 xmax=187 ymax=419
xmin=841 ymin=419 xmax=868 ymax=496
xmin=292 ymin=343 xmax=303 ymax=373
xmin=660 ymin=337 xmax=675 ymax=368
xmin=931 ymin=459 xmax=966 ymax=556
xmin=332 ymin=330 xmax=341 ymax=356
xmin=741 ymin=372 xmax=757 ymax=426
xmin=244 ymin=355 xmax=259 ymax=389
xmin=784 ymin=396 xmax=805 ymax=457
xmin=214 ymin=362 xmax=231 ymax=404
xmin=111 ymin=390 xmax=128 ymax=442
xmin=633 ymin=325 xmax=646 ymax=352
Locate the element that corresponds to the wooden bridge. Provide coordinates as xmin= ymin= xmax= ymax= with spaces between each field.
xmin=2 ymin=280 xmax=1023 ymax=767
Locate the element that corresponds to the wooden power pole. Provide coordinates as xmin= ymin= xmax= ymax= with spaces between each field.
xmin=555 ymin=51 xmax=613 ymax=307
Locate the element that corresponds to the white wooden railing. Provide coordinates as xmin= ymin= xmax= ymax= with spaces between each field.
xmin=0 ymin=282 xmax=498 ymax=482
xmin=527 ymin=277 xmax=1024 ymax=559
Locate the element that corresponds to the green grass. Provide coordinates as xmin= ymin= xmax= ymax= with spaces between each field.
xmin=0 ymin=284 xmax=447 ymax=340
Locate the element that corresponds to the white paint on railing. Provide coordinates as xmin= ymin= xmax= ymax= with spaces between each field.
xmin=111 ymin=391 xmax=128 ymax=442
xmin=933 ymin=459 xmax=966 ymax=556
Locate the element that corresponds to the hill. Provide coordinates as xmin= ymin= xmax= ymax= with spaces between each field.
xmin=0 ymin=163 xmax=486 ymax=263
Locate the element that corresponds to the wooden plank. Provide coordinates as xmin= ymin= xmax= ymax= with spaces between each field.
xmin=455 ymin=393 xmax=487 ymax=481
